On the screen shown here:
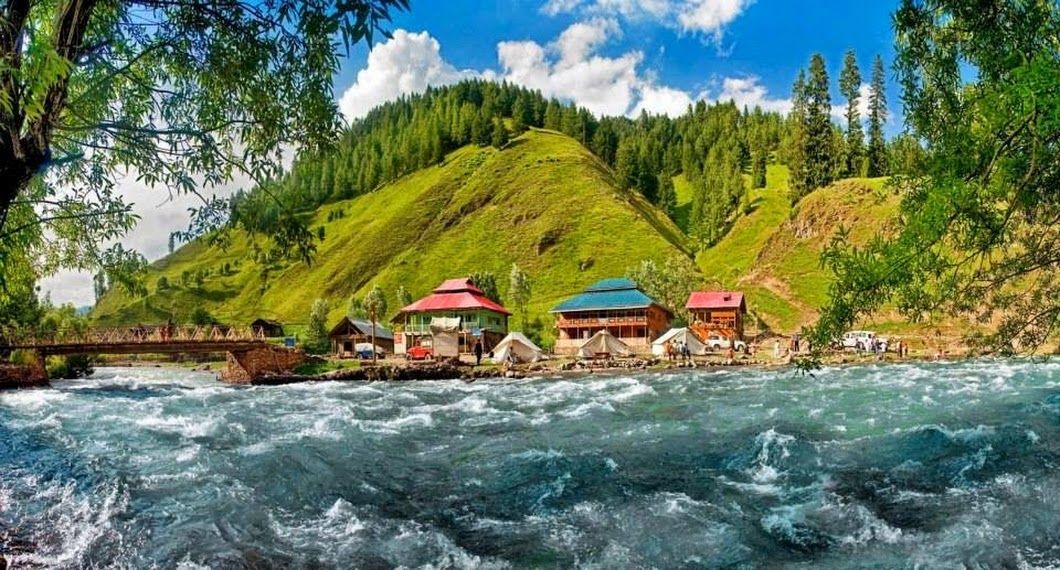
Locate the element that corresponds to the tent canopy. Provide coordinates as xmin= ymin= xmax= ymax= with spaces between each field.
xmin=491 ymin=332 xmax=545 ymax=364
xmin=577 ymin=329 xmax=635 ymax=358
xmin=651 ymin=327 xmax=707 ymax=356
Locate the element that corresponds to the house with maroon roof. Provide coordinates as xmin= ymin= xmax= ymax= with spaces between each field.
xmin=392 ymin=278 xmax=511 ymax=354
xmin=685 ymin=291 xmax=747 ymax=339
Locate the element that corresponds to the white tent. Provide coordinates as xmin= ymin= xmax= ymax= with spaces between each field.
xmin=430 ymin=317 xmax=462 ymax=358
xmin=651 ymin=327 xmax=707 ymax=357
xmin=491 ymin=332 xmax=545 ymax=364
xmin=577 ymin=329 xmax=635 ymax=359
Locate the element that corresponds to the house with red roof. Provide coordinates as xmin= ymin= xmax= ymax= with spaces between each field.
xmin=686 ymin=291 xmax=747 ymax=339
xmin=392 ymin=278 xmax=511 ymax=355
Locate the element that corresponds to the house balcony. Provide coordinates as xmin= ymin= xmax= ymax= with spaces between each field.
xmin=556 ymin=315 xmax=648 ymax=328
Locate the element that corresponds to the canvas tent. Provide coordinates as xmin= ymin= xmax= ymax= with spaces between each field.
xmin=491 ymin=332 xmax=545 ymax=364
xmin=577 ymin=329 xmax=635 ymax=359
xmin=430 ymin=317 xmax=462 ymax=358
xmin=651 ymin=328 xmax=707 ymax=357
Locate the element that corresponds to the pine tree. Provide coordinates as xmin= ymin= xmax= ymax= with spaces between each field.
xmin=543 ymin=100 xmax=562 ymax=131
xmin=471 ymin=112 xmax=491 ymax=146
xmin=804 ymin=54 xmax=835 ymax=192
xmin=839 ymin=49 xmax=864 ymax=177
xmin=656 ymin=173 xmax=677 ymax=219
xmin=614 ymin=138 xmax=640 ymax=191
xmin=867 ymin=54 xmax=888 ymax=177
xmin=750 ymin=124 xmax=768 ymax=189
xmin=167 ymin=233 xmax=176 ymax=255
xmin=491 ymin=117 xmax=509 ymax=149
xmin=511 ymin=95 xmax=530 ymax=134
xmin=787 ymin=69 xmax=810 ymax=202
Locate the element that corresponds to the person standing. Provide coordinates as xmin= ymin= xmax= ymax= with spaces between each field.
xmin=773 ymin=339 xmax=781 ymax=359
xmin=474 ymin=340 xmax=483 ymax=366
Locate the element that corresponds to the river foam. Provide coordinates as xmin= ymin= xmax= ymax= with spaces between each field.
xmin=0 ymin=358 xmax=1058 ymax=567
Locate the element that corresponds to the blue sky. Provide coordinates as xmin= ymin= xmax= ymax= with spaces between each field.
xmin=333 ymin=0 xmax=902 ymax=126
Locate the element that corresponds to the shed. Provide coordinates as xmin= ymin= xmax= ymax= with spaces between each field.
xmin=329 ymin=316 xmax=395 ymax=358
xmin=250 ymin=318 xmax=285 ymax=338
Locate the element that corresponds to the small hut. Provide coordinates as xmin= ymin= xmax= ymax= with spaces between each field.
xmin=250 ymin=318 xmax=285 ymax=338
xmin=329 ymin=317 xmax=394 ymax=358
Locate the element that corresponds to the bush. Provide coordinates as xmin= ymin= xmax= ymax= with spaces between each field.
xmin=46 ymin=354 xmax=95 ymax=379
xmin=189 ymin=307 xmax=216 ymax=326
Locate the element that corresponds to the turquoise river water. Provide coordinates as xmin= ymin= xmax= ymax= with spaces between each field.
xmin=2 ymin=359 xmax=1060 ymax=568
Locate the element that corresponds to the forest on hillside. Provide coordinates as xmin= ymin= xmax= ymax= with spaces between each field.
xmin=218 ymin=51 xmax=923 ymax=257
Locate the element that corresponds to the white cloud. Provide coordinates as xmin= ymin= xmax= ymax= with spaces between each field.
xmin=831 ymin=82 xmax=873 ymax=122
xmin=704 ymin=76 xmax=791 ymax=114
xmin=498 ymin=18 xmax=645 ymax=117
xmin=632 ymin=84 xmax=694 ymax=116
xmin=543 ymin=0 xmax=754 ymax=40
xmin=40 ymin=169 xmax=256 ymax=306
xmin=338 ymin=30 xmax=479 ymax=121
xmin=339 ymin=22 xmax=699 ymax=119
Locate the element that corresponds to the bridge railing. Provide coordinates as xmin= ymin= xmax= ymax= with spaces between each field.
xmin=2 ymin=325 xmax=266 ymax=348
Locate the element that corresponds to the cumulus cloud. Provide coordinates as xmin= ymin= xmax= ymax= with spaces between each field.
xmin=498 ymin=18 xmax=645 ymax=116
xmin=704 ymin=76 xmax=791 ymax=113
xmin=340 ymin=22 xmax=701 ymax=119
xmin=543 ymin=0 xmax=754 ymax=39
xmin=338 ymin=30 xmax=479 ymax=121
xmin=40 ymin=169 xmax=256 ymax=306
xmin=831 ymin=83 xmax=874 ymax=123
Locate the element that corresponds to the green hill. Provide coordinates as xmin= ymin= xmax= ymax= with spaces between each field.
xmin=96 ymin=128 xmax=945 ymax=342
xmin=94 ymin=129 xmax=692 ymax=341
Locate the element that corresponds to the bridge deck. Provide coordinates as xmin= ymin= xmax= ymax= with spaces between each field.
xmin=5 ymin=340 xmax=270 ymax=356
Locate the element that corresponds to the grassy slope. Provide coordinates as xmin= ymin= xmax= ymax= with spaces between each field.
xmin=97 ymin=129 xmax=960 ymax=342
xmin=94 ymin=130 xmax=691 ymax=342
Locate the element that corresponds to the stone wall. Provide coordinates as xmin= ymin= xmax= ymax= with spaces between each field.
xmin=0 ymin=351 xmax=48 ymax=389
xmin=219 ymin=346 xmax=307 ymax=384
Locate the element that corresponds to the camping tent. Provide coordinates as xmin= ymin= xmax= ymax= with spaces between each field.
xmin=577 ymin=329 xmax=635 ymax=358
xmin=491 ymin=332 xmax=545 ymax=364
xmin=430 ymin=317 xmax=462 ymax=358
xmin=651 ymin=327 xmax=707 ymax=357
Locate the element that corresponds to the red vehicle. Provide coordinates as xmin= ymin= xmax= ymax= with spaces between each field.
xmin=405 ymin=345 xmax=434 ymax=361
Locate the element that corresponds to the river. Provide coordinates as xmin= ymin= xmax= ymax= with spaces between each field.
xmin=1 ymin=359 xmax=1059 ymax=568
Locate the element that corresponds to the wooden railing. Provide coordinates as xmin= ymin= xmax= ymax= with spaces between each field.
xmin=556 ymin=315 xmax=647 ymax=327
xmin=2 ymin=325 xmax=264 ymax=349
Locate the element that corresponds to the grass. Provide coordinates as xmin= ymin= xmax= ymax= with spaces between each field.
xmin=95 ymin=131 xmax=956 ymax=342
xmin=95 ymin=129 xmax=691 ymax=346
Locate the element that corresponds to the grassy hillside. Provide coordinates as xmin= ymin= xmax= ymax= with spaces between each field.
xmin=94 ymin=129 xmax=692 ymax=342
xmin=97 ymin=128 xmax=961 ymax=344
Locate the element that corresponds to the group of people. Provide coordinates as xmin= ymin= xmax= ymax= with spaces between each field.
xmin=663 ymin=340 xmax=694 ymax=364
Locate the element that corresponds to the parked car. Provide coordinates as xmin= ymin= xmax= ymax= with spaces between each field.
xmin=405 ymin=345 xmax=434 ymax=361
xmin=841 ymin=330 xmax=888 ymax=351
xmin=355 ymin=343 xmax=386 ymax=359
xmin=705 ymin=333 xmax=747 ymax=353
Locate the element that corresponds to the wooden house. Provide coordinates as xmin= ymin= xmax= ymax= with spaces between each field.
xmin=250 ymin=318 xmax=285 ymax=338
xmin=551 ymin=278 xmax=672 ymax=355
xmin=391 ymin=278 xmax=511 ymax=354
xmin=329 ymin=317 xmax=395 ymax=357
xmin=685 ymin=291 xmax=747 ymax=339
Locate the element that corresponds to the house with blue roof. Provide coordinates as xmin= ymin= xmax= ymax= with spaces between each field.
xmin=550 ymin=278 xmax=673 ymax=355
